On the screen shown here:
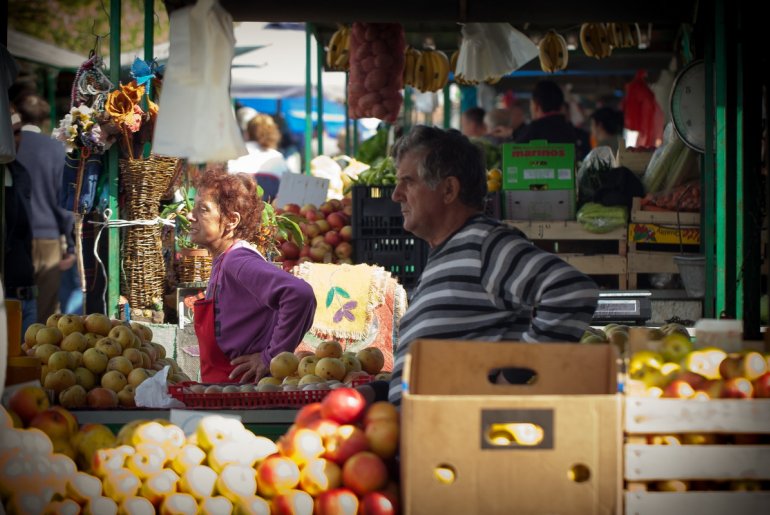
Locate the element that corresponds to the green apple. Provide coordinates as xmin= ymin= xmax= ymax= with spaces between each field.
xmin=659 ymin=333 xmax=693 ymax=364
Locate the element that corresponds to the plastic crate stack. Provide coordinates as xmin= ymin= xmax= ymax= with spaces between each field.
xmin=351 ymin=185 xmax=428 ymax=291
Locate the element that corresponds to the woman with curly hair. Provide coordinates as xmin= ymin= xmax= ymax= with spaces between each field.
xmin=189 ymin=168 xmax=316 ymax=382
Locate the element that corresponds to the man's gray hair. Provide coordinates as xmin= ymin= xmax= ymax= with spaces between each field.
xmin=390 ymin=125 xmax=487 ymax=210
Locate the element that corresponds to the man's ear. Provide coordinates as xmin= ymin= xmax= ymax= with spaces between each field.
xmin=443 ymin=176 xmax=461 ymax=204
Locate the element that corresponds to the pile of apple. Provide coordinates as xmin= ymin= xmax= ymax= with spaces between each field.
xmin=627 ymin=331 xmax=770 ymax=399
xmin=21 ymin=312 xmax=190 ymax=409
xmin=180 ymin=341 xmax=391 ymax=396
xmin=581 ymin=322 xmax=691 ymax=354
xmin=275 ymin=199 xmax=354 ymax=272
xmin=1 ymin=392 xmax=125 ymax=513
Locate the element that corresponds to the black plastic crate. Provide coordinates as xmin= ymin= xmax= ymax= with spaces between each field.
xmin=352 ymin=185 xmax=408 ymax=238
xmin=354 ymin=235 xmax=429 ymax=291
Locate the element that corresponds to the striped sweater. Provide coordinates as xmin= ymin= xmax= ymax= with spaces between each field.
xmin=388 ymin=215 xmax=599 ymax=405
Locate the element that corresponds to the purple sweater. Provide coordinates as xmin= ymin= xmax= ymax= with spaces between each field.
xmin=207 ymin=242 xmax=316 ymax=368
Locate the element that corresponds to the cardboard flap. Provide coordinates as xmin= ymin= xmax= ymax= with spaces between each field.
xmin=405 ymin=339 xmax=617 ymax=396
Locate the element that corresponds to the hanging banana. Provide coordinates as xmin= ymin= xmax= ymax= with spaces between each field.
xmin=326 ymin=25 xmax=350 ymax=71
xmin=539 ymin=30 xmax=569 ymax=73
xmin=580 ymin=23 xmax=611 ymax=59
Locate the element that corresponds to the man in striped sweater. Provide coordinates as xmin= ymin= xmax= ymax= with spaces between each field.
xmin=383 ymin=126 xmax=599 ymax=407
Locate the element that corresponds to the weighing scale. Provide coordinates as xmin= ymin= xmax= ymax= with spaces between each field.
xmin=591 ymin=291 xmax=652 ymax=326
xmin=669 ymin=59 xmax=706 ymax=153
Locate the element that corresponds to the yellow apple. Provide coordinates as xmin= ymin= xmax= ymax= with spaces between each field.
xmin=314 ymin=358 xmax=346 ymax=381
xmin=125 ymin=442 xmax=165 ymax=478
xmin=74 ymin=366 xmax=98 ymax=390
xmin=61 ymin=332 xmax=88 ymax=352
xmin=179 ymin=464 xmax=218 ymax=501
xmin=109 ymin=325 xmax=136 ymax=350
xmin=82 ymin=495 xmax=119 ymax=515
xmin=195 ymin=416 xmax=244 ymax=452
xmin=72 ymin=422 xmax=117 ymax=471
xmin=315 ymin=340 xmax=343 ymax=359
xmin=43 ymin=498 xmax=81 ymax=515
xmin=198 ymin=496 xmax=233 ymax=515
xmin=44 ymin=368 xmax=77 ymax=394
xmin=140 ymin=469 xmax=179 ymax=506
xmin=84 ymin=313 xmax=113 ymax=336
xmin=84 ymin=332 xmax=101 ymax=348
xmin=95 ymin=337 xmax=123 ymax=358
xmin=83 ymin=347 xmax=110 ymax=374
xmin=232 ymin=496 xmax=270 ymax=515
xmin=297 ymin=374 xmax=324 ymax=386
xmin=35 ymin=343 xmax=61 ymax=364
xmin=270 ymin=489 xmax=314 ymax=515
xmin=171 ymin=444 xmax=206 ymax=476
xmin=122 ymin=348 xmax=145 ymax=369
xmin=270 ymin=352 xmax=300 ymax=379
xmin=108 ymin=356 xmax=134 ymax=377
xmin=355 ymin=347 xmax=384 ymax=375
xmin=216 ymin=463 xmax=258 ymax=503
xmin=48 ymin=350 xmax=76 ymax=371
xmin=101 ymin=370 xmax=128 ymax=393
xmin=257 ymin=376 xmax=281 ymax=386
xmin=24 ymin=323 xmax=47 ymax=346
xmin=58 ymin=314 xmax=85 ymax=337
xmin=297 ymin=356 xmax=318 ymax=377
xmin=102 ymin=468 xmax=142 ymax=502
xmin=65 ymin=470 xmax=103 ymax=503
xmin=119 ymin=496 xmax=156 ymax=515
xmin=255 ymin=456 xmax=301 ymax=498
xmin=159 ymin=493 xmax=198 ymax=515
xmin=298 ymin=458 xmax=341 ymax=496
xmin=340 ymin=355 xmax=362 ymax=375
xmin=46 ymin=313 xmax=64 ymax=328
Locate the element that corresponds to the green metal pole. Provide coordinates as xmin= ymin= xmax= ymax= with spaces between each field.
xmin=442 ymin=84 xmax=451 ymax=129
xmin=47 ymin=70 xmax=57 ymax=131
xmin=304 ymin=24 xmax=313 ymax=174
xmin=734 ymin=24 xmax=744 ymax=319
xmin=316 ymin=33 xmax=324 ymax=157
xmin=715 ymin=0 xmax=728 ymax=317
xmin=108 ymin=0 xmax=121 ymax=317
xmin=703 ymin=30 xmax=716 ymax=318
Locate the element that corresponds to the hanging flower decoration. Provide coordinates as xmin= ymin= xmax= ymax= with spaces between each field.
xmin=104 ymin=80 xmax=160 ymax=160
xmin=52 ymin=104 xmax=114 ymax=155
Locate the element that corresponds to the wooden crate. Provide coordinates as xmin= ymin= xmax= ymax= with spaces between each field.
xmin=505 ymin=220 xmax=628 ymax=289
xmin=623 ymin=398 xmax=770 ymax=515
xmin=627 ymin=216 xmax=700 ymax=290
xmin=631 ymin=197 xmax=701 ymax=226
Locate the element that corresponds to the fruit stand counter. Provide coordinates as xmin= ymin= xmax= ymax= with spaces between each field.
xmin=71 ymin=409 xmax=297 ymax=440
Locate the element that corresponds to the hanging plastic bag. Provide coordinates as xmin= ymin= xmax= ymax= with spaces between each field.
xmin=456 ymin=23 xmax=538 ymax=82
xmin=153 ymin=0 xmax=246 ymax=162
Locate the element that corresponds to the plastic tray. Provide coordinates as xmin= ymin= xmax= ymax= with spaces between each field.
xmin=168 ymin=377 xmax=373 ymax=409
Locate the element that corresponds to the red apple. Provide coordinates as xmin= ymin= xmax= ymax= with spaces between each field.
xmin=29 ymin=408 xmax=73 ymax=441
xmin=753 ymin=372 xmax=770 ymax=398
xmin=278 ymin=427 xmax=325 ymax=466
xmin=314 ymin=488 xmax=359 ymax=515
xmin=319 ymin=202 xmax=335 ymax=217
xmin=311 ymin=235 xmax=326 ymax=247
xmin=315 ymin=220 xmax=331 ymax=234
xmin=321 ymin=388 xmax=366 ymax=425
xmin=299 ymin=458 xmax=342 ymax=496
xmin=359 ymin=491 xmax=398 ymax=515
xmin=280 ymin=241 xmax=300 ymax=260
xmin=364 ymin=420 xmax=399 ymax=459
xmin=326 ymin=212 xmax=348 ymax=231
xmin=283 ymin=204 xmax=301 ymax=215
xmin=722 ymin=377 xmax=754 ymax=398
xmin=8 ymin=385 xmax=50 ymax=425
xmin=324 ymin=231 xmax=342 ymax=247
xmin=304 ymin=210 xmax=320 ymax=222
xmin=255 ymin=456 xmax=301 ymax=498
xmin=304 ymin=419 xmax=341 ymax=442
xmin=323 ymin=425 xmax=369 ymax=464
xmin=662 ymin=379 xmax=695 ymax=399
xmin=271 ymin=489 xmax=314 ymax=515
xmin=309 ymin=246 xmax=326 ymax=262
xmin=299 ymin=245 xmax=311 ymax=258
xmin=87 ymin=387 xmax=119 ymax=408
xmin=341 ymin=451 xmax=388 ymax=495
xmin=340 ymin=197 xmax=352 ymax=207
xmin=334 ymin=242 xmax=353 ymax=260
xmin=694 ymin=379 xmax=724 ymax=399
xmin=303 ymin=223 xmax=321 ymax=239
xmin=329 ymin=199 xmax=343 ymax=211
xmin=339 ymin=225 xmax=353 ymax=242
xmin=342 ymin=205 xmax=353 ymax=217
xmin=300 ymin=204 xmax=318 ymax=219
xmin=282 ymin=259 xmax=298 ymax=272
xmin=674 ymin=371 xmax=707 ymax=390
xmin=294 ymin=403 xmax=323 ymax=428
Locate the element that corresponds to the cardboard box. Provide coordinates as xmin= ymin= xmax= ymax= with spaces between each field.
xmin=501 ymin=140 xmax=575 ymax=191
xmin=401 ymin=340 xmax=622 ymax=515
xmin=503 ymin=190 xmax=575 ymax=221
xmin=616 ymin=147 xmax=654 ymax=176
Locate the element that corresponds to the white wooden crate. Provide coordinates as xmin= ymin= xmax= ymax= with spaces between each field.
xmin=625 ymin=398 xmax=770 ymax=434
xmin=625 ymin=491 xmax=770 ymax=515
xmin=625 ymin=444 xmax=770 ymax=480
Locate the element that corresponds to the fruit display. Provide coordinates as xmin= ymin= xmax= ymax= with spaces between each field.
xmin=274 ymin=199 xmax=354 ymax=271
xmin=171 ymin=343 xmax=389 ymax=409
xmin=348 ymin=22 xmax=405 ymax=123
xmin=326 ymin=25 xmax=351 ymax=71
xmin=403 ymin=47 xmax=450 ymax=93
xmin=20 ymin=313 xmax=190 ymax=409
xmin=486 ymin=168 xmax=502 ymax=193
xmin=538 ymin=29 xmax=568 ymax=73
xmin=1 ymin=386 xmax=400 ymax=514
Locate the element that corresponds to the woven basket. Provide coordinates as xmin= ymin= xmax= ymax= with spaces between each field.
xmin=119 ymin=155 xmax=181 ymax=309
xmin=177 ymin=248 xmax=212 ymax=284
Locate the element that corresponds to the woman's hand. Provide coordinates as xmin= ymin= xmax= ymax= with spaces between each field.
xmin=229 ymin=352 xmax=269 ymax=383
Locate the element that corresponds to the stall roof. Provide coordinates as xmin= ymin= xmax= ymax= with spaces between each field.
xmin=7 ymin=29 xmax=88 ymax=70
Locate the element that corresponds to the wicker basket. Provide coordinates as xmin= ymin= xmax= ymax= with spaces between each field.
xmin=119 ymin=155 xmax=181 ymax=310
xmin=177 ymin=248 xmax=212 ymax=284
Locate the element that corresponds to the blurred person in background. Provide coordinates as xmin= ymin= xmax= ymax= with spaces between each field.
xmin=14 ymin=94 xmax=73 ymax=322
xmin=590 ymin=107 xmax=625 ymax=155
xmin=3 ymin=105 xmax=38 ymax=334
xmin=484 ymin=108 xmax=515 ymax=145
xmin=228 ymin=113 xmax=290 ymax=177
xmin=461 ymin=107 xmax=486 ymax=138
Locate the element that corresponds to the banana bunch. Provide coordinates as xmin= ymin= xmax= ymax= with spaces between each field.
xmin=451 ymin=49 xmax=502 ymax=85
xmin=404 ymin=47 xmax=450 ymax=92
xmin=607 ymin=23 xmax=642 ymax=49
xmin=539 ymin=30 xmax=569 ymax=73
xmin=580 ymin=23 xmax=612 ymax=58
xmin=326 ymin=25 xmax=350 ymax=71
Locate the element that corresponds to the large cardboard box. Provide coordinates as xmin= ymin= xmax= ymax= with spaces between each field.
xmin=401 ymin=340 xmax=622 ymax=515
xmin=501 ymin=140 xmax=575 ymax=191
xmin=503 ymin=189 xmax=575 ymax=221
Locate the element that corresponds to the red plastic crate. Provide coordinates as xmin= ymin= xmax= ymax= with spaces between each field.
xmin=169 ymin=378 xmax=373 ymax=409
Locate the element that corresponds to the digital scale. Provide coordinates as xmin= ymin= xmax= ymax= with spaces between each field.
xmin=591 ymin=291 xmax=652 ymax=326
xmin=669 ymin=59 xmax=706 ymax=153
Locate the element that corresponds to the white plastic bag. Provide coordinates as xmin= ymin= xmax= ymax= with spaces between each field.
xmin=456 ymin=23 xmax=538 ymax=81
xmin=135 ymin=365 xmax=185 ymax=408
xmin=153 ymin=0 xmax=246 ymax=163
